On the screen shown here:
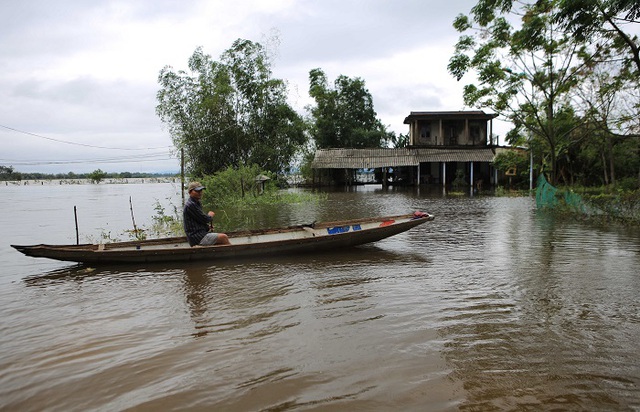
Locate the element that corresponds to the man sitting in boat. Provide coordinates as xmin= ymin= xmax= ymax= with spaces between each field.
xmin=183 ymin=182 xmax=231 ymax=246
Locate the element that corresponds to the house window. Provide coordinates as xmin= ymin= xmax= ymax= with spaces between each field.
xmin=449 ymin=126 xmax=457 ymax=145
xmin=470 ymin=124 xmax=480 ymax=144
xmin=420 ymin=123 xmax=431 ymax=143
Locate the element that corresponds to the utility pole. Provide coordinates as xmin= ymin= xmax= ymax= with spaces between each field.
xmin=181 ymin=148 xmax=185 ymax=204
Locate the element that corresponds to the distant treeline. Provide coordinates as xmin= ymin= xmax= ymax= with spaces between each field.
xmin=0 ymin=166 xmax=176 ymax=181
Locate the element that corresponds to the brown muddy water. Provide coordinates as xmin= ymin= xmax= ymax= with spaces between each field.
xmin=1 ymin=182 xmax=639 ymax=411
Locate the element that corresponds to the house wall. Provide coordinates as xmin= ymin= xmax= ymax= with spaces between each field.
xmin=411 ymin=119 xmax=488 ymax=146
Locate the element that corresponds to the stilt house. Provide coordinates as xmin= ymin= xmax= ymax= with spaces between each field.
xmin=311 ymin=110 xmax=505 ymax=188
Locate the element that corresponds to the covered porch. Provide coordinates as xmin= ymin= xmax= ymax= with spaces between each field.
xmin=311 ymin=147 xmax=500 ymax=188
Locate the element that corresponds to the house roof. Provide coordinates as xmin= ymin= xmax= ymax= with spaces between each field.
xmin=415 ymin=148 xmax=496 ymax=162
xmin=311 ymin=147 xmax=497 ymax=169
xmin=403 ymin=110 xmax=499 ymax=124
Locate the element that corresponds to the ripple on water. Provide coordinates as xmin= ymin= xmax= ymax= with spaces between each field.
xmin=2 ymin=188 xmax=639 ymax=410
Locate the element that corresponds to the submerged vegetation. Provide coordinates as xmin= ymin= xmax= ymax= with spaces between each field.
xmin=200 ymin=164 xmax=320 ymax=209
xmin=91 ymin=164 xmax=325 ymax=242
xmin=199 ymin=164 xmax=325 ymax=232
xmin=536 ymin=175 xmax=640 ymax=224
xmin=90 ymin=200 xmax=183 ymax=243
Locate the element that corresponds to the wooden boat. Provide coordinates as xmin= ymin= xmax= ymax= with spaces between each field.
xmin=12 ymin=212 xmax=434 ymax=265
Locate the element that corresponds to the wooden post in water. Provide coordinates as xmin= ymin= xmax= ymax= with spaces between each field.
xmin=74 ymin=206 xmax=79 ymax=245
xmin=129 ymin=196 xmax=138 ymax=238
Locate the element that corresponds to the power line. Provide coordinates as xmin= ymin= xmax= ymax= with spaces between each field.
xmin=0 ymin=151 xmax=175 ymax=166
xmin=0 ymin=124 xmax=173 ymax=151
xmin=3 ymin=157 xmax=175 ymax=166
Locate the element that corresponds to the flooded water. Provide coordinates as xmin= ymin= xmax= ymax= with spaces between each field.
xmin=1 ymin=182 xmax=639 ymax=411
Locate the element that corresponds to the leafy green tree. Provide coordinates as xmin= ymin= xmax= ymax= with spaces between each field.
xmin=572 ymin=65 xmax=640 ymax=186
xmin=307 ymin=68 xmax=392 ymax=149
xmin=88 ymin=169 xmax=107 ymax=184
xmin=555 ymin=0 xmax=640 ymax=186
xmin=391 ymin=133 xmax=410 ymax=148
xmin=493 ymin=149 xmax=528 ymax=175
xmin=0 ymin=166 xmax=17 ymax=180
xmin=450 ymin=0 xmax=640 ymax=186
xmin=156 ymin=39 xmax=307 ymax=176
xmin=448 ymin=0 xmax=587 ymax=184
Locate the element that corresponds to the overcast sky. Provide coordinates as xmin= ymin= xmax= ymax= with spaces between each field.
xmin=1 ymin=0 xmax=505 ymax=174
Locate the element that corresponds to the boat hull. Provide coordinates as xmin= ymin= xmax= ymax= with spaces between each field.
xmin=12 ymin=213 xmax=434 ymax=265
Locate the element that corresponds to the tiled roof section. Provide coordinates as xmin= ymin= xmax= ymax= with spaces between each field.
xmin=403 ymin=110 xmax=499 ymax=124
xmin=415 ymin=148 xmax=496 ymax=162
xmin=312 ymin=147 xmax=497 ymax=169
xmin=312 ymin=148 xmax=417 ymax=169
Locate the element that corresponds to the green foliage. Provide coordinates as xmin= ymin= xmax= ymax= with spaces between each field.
xmin=297 ymin=139 xmax=318 ymax=183
xmin=556 ymin=0 xmax=640 ymax=74
xmin=195 ymin=164 xmax=325 ymax=232
xmin=449 ymin=0 xmax=640 ymax=186
xmin=123 ymin=228 xmax=146 ymax=241
xmin=492 ymin=150 xmax=528 ymax=173
xmin=307 ymin=68 xmax=393 ymax=149
xmin=148 ymin=200 xmax=183 ymax=238
xmin=200 ymin=164 xmax=326 ymax=208
xmin=201 ymin=164 xmax=277 ymax=208
xmin=0 ymin=165 xmax=20 ymax=181
xmin=452 ymin=169 xmax=468 ymax=188
xmin=579 ymin=189 xmax=640 ymax=221
xmin=391 ymin=133 xmax=410 ymax=148
xmin=156 ymin=38 xmax=307 ymax=176
xmin=88 ymin=169 xmax=107 ymax=184
xmin=0 ymin=170 xmax=173 ymax=182
xmin=537 ymin=173 xmax=640 ymax=223
xmin=451 ymin=0 xmax=640 ymax=188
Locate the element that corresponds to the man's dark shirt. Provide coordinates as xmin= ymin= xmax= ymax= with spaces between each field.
xmin=183 ymin=197 xmax=212 ymax=246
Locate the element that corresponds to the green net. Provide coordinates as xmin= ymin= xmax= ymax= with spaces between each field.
xmin=535 ymin=174 xmax=587 ymax=213
xmin=536 ymin=174 xmax=640 ymax=220
xmin=535 ymin=174 xmax=557 ymax=209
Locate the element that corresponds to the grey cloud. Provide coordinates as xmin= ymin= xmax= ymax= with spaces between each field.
xmin=7 ymin=76 xmax=158 ymax=134
xmin=1 ymin=0 xmax=481 ymax=173
xmin=266 ymin=0 xmax=473 ymax=65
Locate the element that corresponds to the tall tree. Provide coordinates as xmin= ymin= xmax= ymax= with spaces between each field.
xmin=450 ymin=0 xmax=640 ymax=186
xmin=307 ymin=68 xmax=392 ymax=149
xmin=156 ymin=39 xmax=306 ymax=176
xmin=556 ymin=0 xmax=640 ymax=185
xmin=448 ymin=0 xmax=582 ymax=182
xmin=448 ymin=0 xmax=586 ymax=184
xmin=574 ymin=62 xmax=640 ymax=186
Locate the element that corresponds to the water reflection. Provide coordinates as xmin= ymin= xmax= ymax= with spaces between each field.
xmin=181 ymin=264 xmax=210 ymax=338
xmin=439 ymin=204 xmax=640 ymax=410
xmin=23 ymin=265 xmax=99 ymax=286
xmin=179 ymin=262 xmax=300 ymax=342
xmin=6 ymin=187 xmax=640 ymax=410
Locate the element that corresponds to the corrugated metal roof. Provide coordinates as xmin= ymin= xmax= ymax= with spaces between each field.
xmin=415 ymin=148 xmax=496 ymax=162
xmin=312 ymin=147 xmax=497 ymax=169
xmin=311 ymin=148 xmax=417 ymax=169
xmin=403 ymin=110 xmax=498 ymax=124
